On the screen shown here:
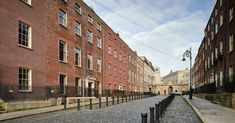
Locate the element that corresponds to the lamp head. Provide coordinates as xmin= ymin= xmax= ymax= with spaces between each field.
xmin=182 ymin=58 xmax=186 ymax=61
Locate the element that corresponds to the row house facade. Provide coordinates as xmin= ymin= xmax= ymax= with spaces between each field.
xmin=140 ymin=56 xmax=155 ymax=93
xmin=103 ymin=25 xmax=129 ymax=96
xmin=192 ymin=0 xmax=235 ymax=93
xmin=0 ymin=0 xmax=155 ymax=101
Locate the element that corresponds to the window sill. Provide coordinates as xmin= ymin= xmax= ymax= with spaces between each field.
xmin=19 ymin=90 xmax=32 ymax=93
xmin=59 ymin=23 xmax=68 ymax=29
xmin=75 ymin=65 xmax=82 ymax=68
xmin=59 ymin=60 xmax=67 ymax=64
xmin=20 ymin=1 xmax=32 ymax=7
xmin=18 ymin=44 xmax=33 ymax=51
xmin=75 ymin=33 xmax=82 ymax=38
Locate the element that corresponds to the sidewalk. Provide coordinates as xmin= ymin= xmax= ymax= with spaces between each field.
xmin=184 ymin=96 xmax=235 ymax=123
xmin=160 ymin=96 xmax=201 ymax=123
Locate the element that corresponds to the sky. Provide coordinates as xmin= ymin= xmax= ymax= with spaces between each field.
xmin=84 ymin=0 xmax=216 ymax=76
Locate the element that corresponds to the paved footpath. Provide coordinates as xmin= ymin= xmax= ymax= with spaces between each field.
xmin=2 ymin=96 xmax=166 ymax=123
xmin=185 ymin=96 xmax=235 ymax=123
xmin=160 ymin=96 xmax=201 ymax=123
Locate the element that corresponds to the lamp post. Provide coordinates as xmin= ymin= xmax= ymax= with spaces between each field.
xmin=182 ymin=47 xmax=193 ymax=100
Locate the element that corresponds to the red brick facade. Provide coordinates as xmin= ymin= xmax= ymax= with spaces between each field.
xmin=193 ymin=0 xmax=235 ymax=93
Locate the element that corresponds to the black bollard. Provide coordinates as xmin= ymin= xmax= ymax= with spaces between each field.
xmin=112 ymin=96 xmax=114 ymax=105
xmin=141 ymin=113 xmax=148 ymax=123
xmin=122 ymin=96 xmax=124 ymax=103
xmin=132 ymin=95 xmax=134 ymax=100
xmin=155 ymin=103 xmax=160 ymax=123
xmin=129 ymin=95 xmax=131 ymax=101
xmin=150 ymin=107 xmax=154 ymax=123
xmin=106 ymin=97 xmax=108 ymax=106
xmin=99 ymin=97 xmax=101 ymax=108
xmin=126 ymin=96 xmax=128 ymax=102
xmin=89 ymin=98 xmax=92 ymax=110
xmin=77 ymin=99 xmax=80 ymax=110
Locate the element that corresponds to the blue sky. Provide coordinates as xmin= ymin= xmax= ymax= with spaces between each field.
xmin=84 ymin=0 xmax=216 ymax=76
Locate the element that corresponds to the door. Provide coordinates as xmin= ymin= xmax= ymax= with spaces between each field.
xmin=88 ymin=83 xmax=92 ymax=97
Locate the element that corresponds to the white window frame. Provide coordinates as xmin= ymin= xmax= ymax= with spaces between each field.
xmin=108 ymin=46 xmax=112 ymax=55
xmin=229 ymin=34 xmax=233 ymax=52
xmin=87 ymin=53 xmax=93 ymax=70
xmin=215 ymin=23 xmax=218 ymax=34
xmin=87 ymin=14 xmax=93 ymax=24
xmin=229 ymin=8 xmax=234 ymax=22
xmin=97 ymin=23 xmax=102 ymax=31
xmin=75 ymin=3 xmax=81 ymax=14
xmin=21 ymin=0 xmax=31 ymax=5
xmin=96 ymin=37 xmax=102 ymax=48
xmin=75 ymin=48 xmax=81 ymax=67
xmin=75 ymin=21 xmax=81 ymax=36
xmin=96 ymin=58 xmax=101 ymax=72
xmin=220 ymin=41 xmax=223 ymax=54
xmin=220 ymin=71 xmax=223 ymax=86
xmin=220 ymin=14 xmax=223 ymax=27
xmin=18 ymin=21 xmax=32 ymax=48
xmin=59 ymin=9 xmax=67 ymax=27
xmin=229 ymin=66 xmax=233 ymax=82
xmin=59 ymin=40 xmax=67 ymax=62
xmin=88 ymin=31 xmax=93 ymax=43
xmin=108 ymin=63 xmax=111 ymax=75
xmin=19 ymin=68 xmax=32 ymax=92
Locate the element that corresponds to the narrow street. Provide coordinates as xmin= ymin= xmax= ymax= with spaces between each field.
xmin=1 ymin=96 xmax=202 ymax=123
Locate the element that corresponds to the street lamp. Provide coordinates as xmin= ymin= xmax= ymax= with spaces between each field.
xmin=182 ymin=47 xmax=193 ymax=100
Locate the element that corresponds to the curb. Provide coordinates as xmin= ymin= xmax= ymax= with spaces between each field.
xmin=183 ymin=96 xmax=208 ymax=123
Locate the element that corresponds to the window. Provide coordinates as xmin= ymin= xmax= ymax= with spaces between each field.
xmin=129 ymin=55 xmax=131 ymax=62
xmin=21 ymin=0 xmax=31 ymax=5
xmin=19 ymin=68 xmax=32 ymax=91
xmin=96 ymin=58 xmax=101 ymax=72
xmin=75 ymin=21 xmax=81 ymax=36
xmin=215 ymin=9 xmax=217 ymax=16
xmin=205 ymin=61 xmax=207 ymax=71
xmin=59 ymin=41 xmax=67 ymax=62
xmin=215 ymin=23 xmax=218 ymax=34
xmin=220 ymin=71 xmax=223 ymax=86
xmin=97 ymin=23 xmax=102 ymax=31
xmin=18 ymin=22 xmax=32 ymax=48
xmin=114 ymin=66 xmax=117 ymax=77
xmin=211 ymin=17 xmax=214 ymax=24
xmin=129 ymin=70 xmax=131 ymax=80
xmin=75 ymin=48 xmax=81 ymax=67
xmin=123 ymin=56 xmax=125 ymax=63
xmin=220 ymin=14 xmax=223 ymax=27
xmin=220 ymin=41 xmax=223 ymax=54
xmin=229 ymin=8 xmax=234 ymax=22
xmin=87 ymin=54 xmax=93 ymax=70
xmin=208 ymin=57 xmax=210 ymax=68
xmin=59 ymin=9 xmax=67 ymax=27
xmin=88 ymin=14 xmax=93 ymax=24
xmin=215 ymin=48 xmax=218 ymax=59
xmin=87 ymin=31 xmax=93 ymax=43
xmin=108 ymin=63 xmax=111 ymax=75
xmin=229 ymin=66 xmax=233 ymax=82
xmin=114 ymin=50 xmax=117 ymax=58
xmin=211 ymin=53 xmax=214 ymax=65
xmin=75 ymin=3 xmax=81 ymax=14
xmin=108 ymin=33 xmax=111 ymax=40
xmin=75 ymin=77 xmax=81 ymax=95
xmin=96 ymin=37 xmax=102 ymax=48
xmin=108 ymin=46 xmax=112 ymax=55
xmin=229 ymin=34 xmax=233 ymax=52
xmin=119 ymin=53 xmax=122 ymax=61
xmin=59 ymin=74 xmax=66 ymax=94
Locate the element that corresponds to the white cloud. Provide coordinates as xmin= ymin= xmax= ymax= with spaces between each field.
xmin=84 ymin=0 xmax=215 ymax=76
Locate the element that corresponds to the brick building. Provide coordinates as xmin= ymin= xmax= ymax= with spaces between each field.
xmin=0 ymin=0 xmax=104 ymax=100
xmin=103 ymin=25 xmax=129 ymax=96
xmin=192 ymin=0 xmax=235 ymax=93
xmin=0 ymin=0 xmax=154 ymax=101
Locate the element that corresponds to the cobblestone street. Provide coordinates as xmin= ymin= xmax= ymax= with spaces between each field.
xmin=2 ymin=96 xmax=166 ymax=123
xmin=160 ymin=96 xmax=202 ymax=123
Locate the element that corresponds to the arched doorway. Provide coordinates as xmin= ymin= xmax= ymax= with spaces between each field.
xmin=84 ymin=75 xmax=96 ymax=97
xmin=168 ymin=86 xmax=173 ymax=94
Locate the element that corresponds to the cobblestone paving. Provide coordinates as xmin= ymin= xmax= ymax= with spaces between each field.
xmin=160 ymin=96 xmax=202 ymax=123
xmin=2 ymin=96 xmax=165 ymax=123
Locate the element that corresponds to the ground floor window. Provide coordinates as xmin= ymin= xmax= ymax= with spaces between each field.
xmin=59 ymin=74 xmax=66 ymax=94
xmin=19 ymin=68 xmax=32 ymax=91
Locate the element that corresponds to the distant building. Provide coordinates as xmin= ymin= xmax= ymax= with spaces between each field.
xmin=140 ymin=56 xmax=155 ymax=93
xmin=155 ymin=69 xmax=189 ymax=95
